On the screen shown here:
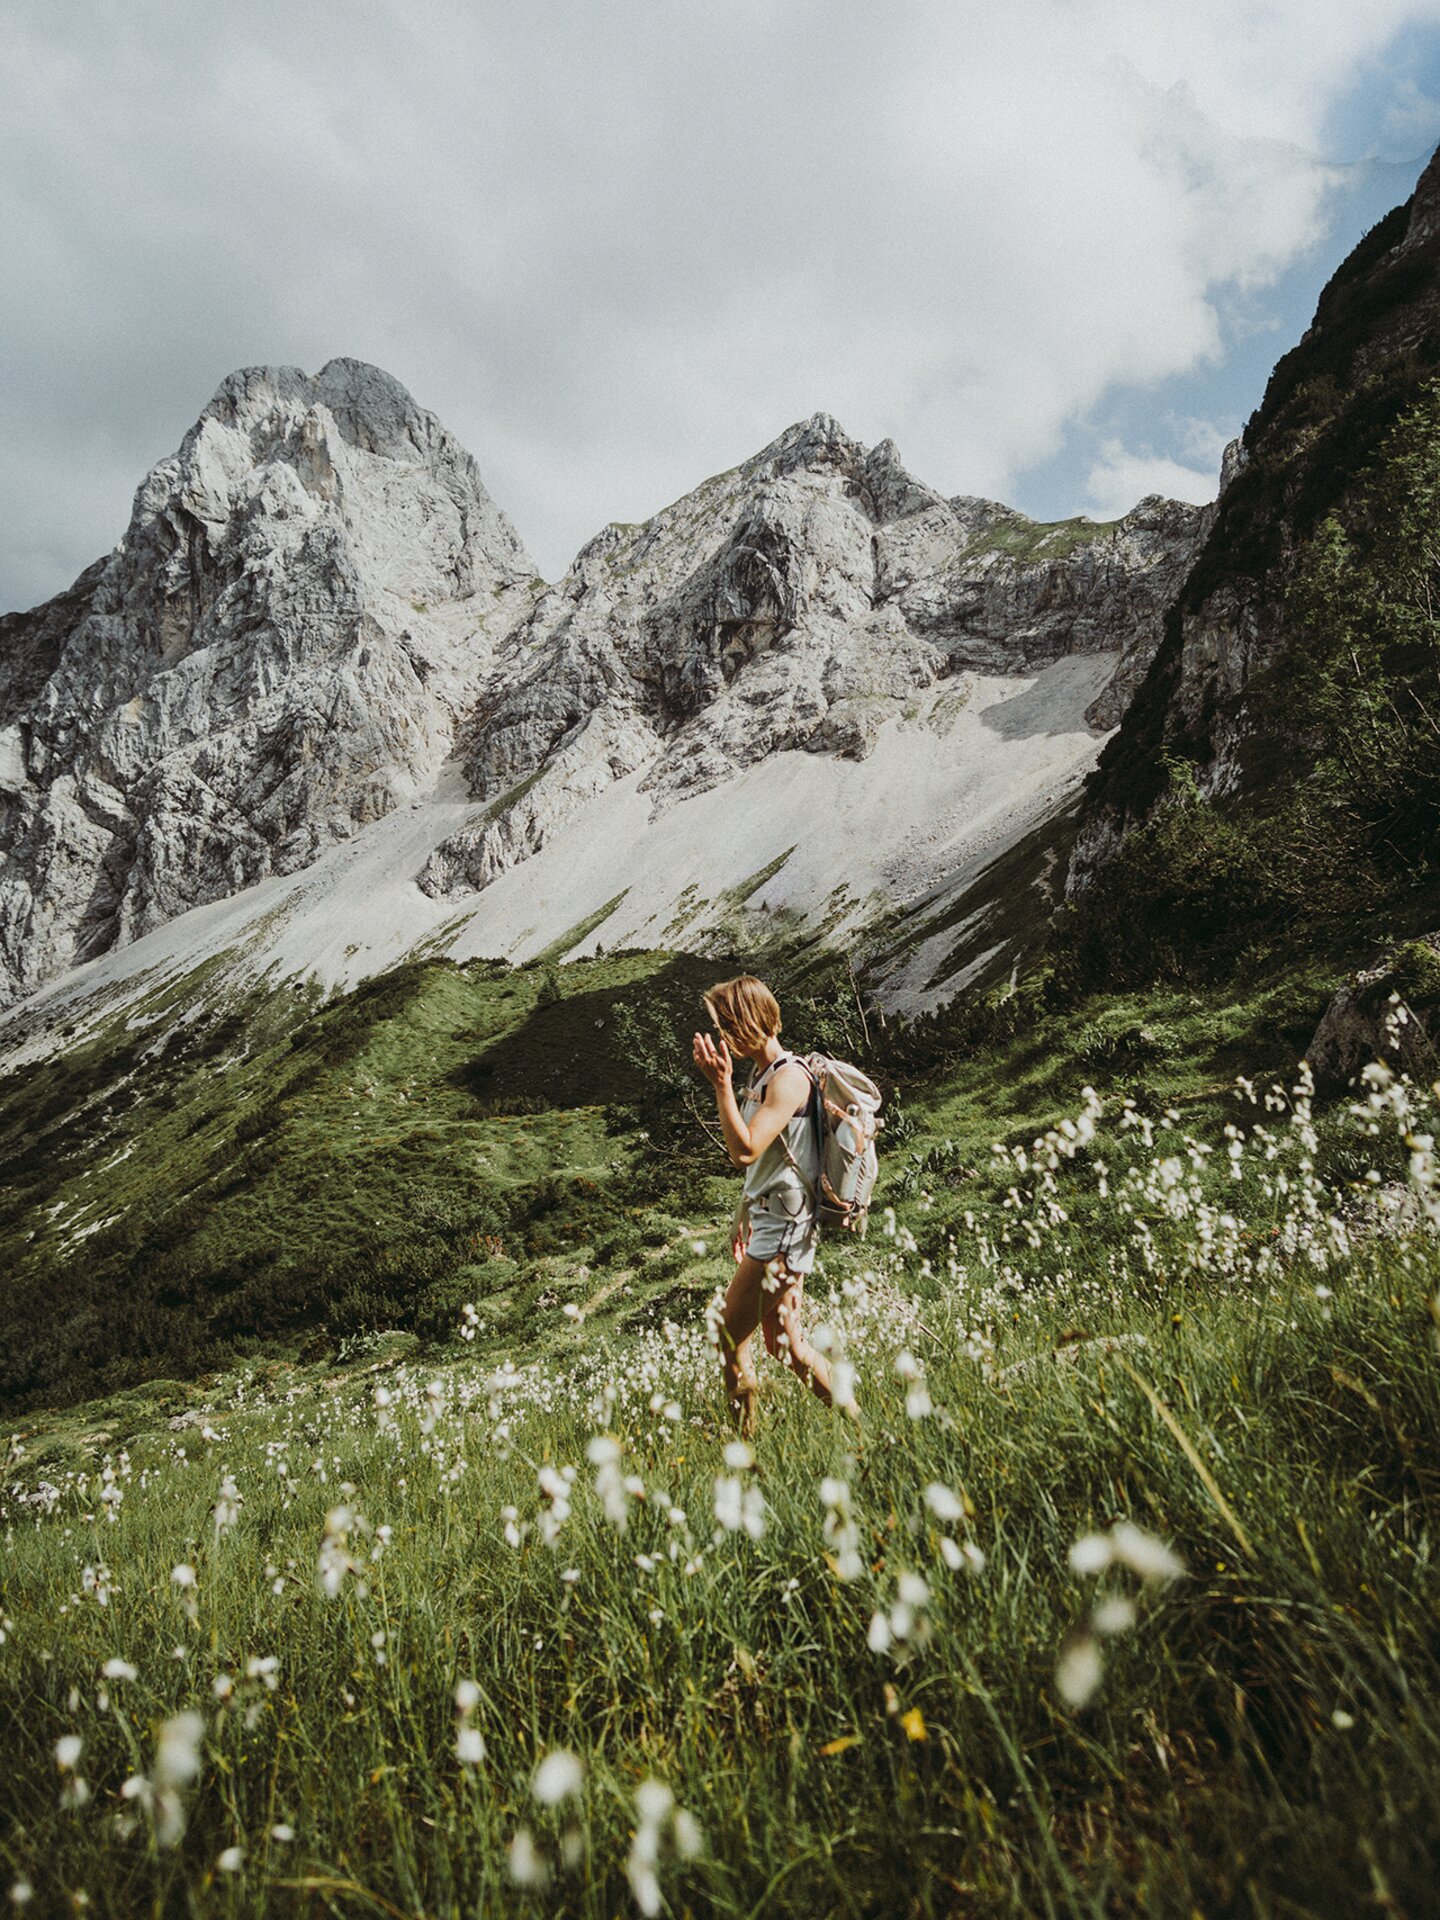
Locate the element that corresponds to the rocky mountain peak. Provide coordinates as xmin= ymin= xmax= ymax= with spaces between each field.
xmin=198 ymin=358 xmax=432 ymax=458
xmin=0 ymin=360 xmax=540 ymax=1003
xmin=735 ymin=414 xmax=941 ymax=524
xmin=127 ymin=357 xmax=534 ymax=600
xmin=1 ymin=365 xmax=1212 ymax=1015
xmin=754 ymin=410 xmax=859 ymax=472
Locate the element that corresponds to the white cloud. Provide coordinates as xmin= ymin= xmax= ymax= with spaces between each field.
xmin=1084 ymin=439 xmax=1221 ymax=520
xmin=2 ymin=0 xmax=1440 ymax=609
xmin=1382 ymin=75 xmax=1440 ymax=153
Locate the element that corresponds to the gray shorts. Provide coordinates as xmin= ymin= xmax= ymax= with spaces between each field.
xmin=743 ymin=1198 xmax=819 ymax=1278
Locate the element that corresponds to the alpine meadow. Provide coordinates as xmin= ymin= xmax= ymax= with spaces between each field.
xmin=6 ymin=42 xmax=1440 ymax=1920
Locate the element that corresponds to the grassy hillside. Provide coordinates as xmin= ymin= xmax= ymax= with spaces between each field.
xmin=0 ymin=885 xmax=1363 ymax=1420
xmin=3 ymin=968 xmax=1439 ymax=1914
xmin=0 ymin=929 xmax=924 ymax=1410
xmin=4 ymin=743 xmax=1440 ymax=1912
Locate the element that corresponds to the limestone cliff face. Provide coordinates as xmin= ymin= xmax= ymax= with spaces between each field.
xmin=0 ymin=369 xmax=1211 ymax=1009
xmin=418 ymin=414 xmax=1208 ymax=900
xmin=1071 ymin=143 xmax=1440 ymax=888
xmin=0 ymin=359 xmax=537 ymax=1001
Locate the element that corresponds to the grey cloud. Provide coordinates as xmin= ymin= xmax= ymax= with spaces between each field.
xmin=3 ymin=0 xmax=1440 ymax=612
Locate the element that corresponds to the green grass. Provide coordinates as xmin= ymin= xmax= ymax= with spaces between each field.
xmin=0 ymin=948 xmax=757 ymax=1411
xmin=5 ymin=906 xmax=1440 ymax=1911
xmin=959 ymin=513 xmax=1119 ymax=567
xmin=3 ymin=1054 xmax=1439 ymax=1915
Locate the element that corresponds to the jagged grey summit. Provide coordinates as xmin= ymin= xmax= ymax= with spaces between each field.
xmin=0 ymin=360 xmax=1215 ymax=1013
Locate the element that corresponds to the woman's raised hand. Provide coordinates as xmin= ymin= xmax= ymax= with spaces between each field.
xmin=692 ymin=1029 xmax=733 ymax=1089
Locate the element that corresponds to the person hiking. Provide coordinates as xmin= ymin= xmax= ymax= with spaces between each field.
xmin=692 ymin=974 xmax=835 ymax=1436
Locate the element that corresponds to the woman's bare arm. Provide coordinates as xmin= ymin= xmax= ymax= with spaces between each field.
xmin=691 ymin=1034 xmax=808 ymax=1167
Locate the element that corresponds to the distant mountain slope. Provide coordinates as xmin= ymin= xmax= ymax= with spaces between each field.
xmin=417 ymin=415 xmax=1205 ymax=908
xmin=0 ymin=373 xmax=1211 ymax=1029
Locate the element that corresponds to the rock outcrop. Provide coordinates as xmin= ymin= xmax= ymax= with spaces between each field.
xmin=0 ymin=360 xmax=537 ymax=1001
xmin=1070 ymin=143 xmax=1440 ymax=888
xmin=1307 ymin=937 xmax=1440 ymax=1095
xmin=0 ymin=371 xmax=1212 ymax=1009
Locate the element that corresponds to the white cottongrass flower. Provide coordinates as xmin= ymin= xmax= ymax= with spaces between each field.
xmin=317 ymin=1503 xmax=369 ymax=1598
xmin=939 ymin=1536 xmax=987 ymax=1575
xmin=152 ymin=1710 xmax=205 ymax=1846
xmin=722 ymin=1440 xmax=754 ymax=1471
xmin=821 ymin=1475 xmax=863 ymax=1581
xmin=1055 ymin=1632 xmax=1104 ymax=1709
xmin=153 ymin=1712 xmax=204 ymax=1789
xmin=216 ymin=1846 xmax=244 ymax=1873
xmin=831 ymin=1359 xmax=858 ymax=1409
xmin=635 ymin=1778 xmax=673 ymax=1826
xmin=101 ymin=1657 xmax=138 ymax=1682
xmin=1068 ymin=1522 xmax=1183 ymax=1583
xmin=54 ymin=1734 xmax=82 ymax=1771
xmin=532 ymin=1748 xmax=585 ymax=1805
xmin=1109 ymin=1521 xmax=1185 ymax=1584
xmin=270 ymin=1824 xmax=296 ymax=1842
xmin=455 ymin=1675 xmax=486 ymax=1762
xmin=508 ymin=1825 xmax=548 ymax=1888
xmin=170 ymin=1564 xmax=196 ymax=1588
xmin=713 ymin=1475 xmax=766 ymax=1539
xmin=9 ymin=1879 xmax=34 ymax=1906
xmin=212 ymin=1472 xmax=242 ymax=1541
xmin=587 ymin=1435 xmax=633 ymax=1529
xmin=1068 ymin=1533 xmax=1114 ymax=1576
xmin=924 ymin=1482 xmax=964 ymax=1523
xmin=627 ymin=1776 xmax=702 ymax=1914
xmin=1091 ymin=1596 xmax=1138 ymax=1636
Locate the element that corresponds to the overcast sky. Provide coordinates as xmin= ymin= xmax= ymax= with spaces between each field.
xmin=5 ymin=1 xmax=1440 ymax=613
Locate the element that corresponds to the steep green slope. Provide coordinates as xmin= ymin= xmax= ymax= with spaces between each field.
xmin=1058 ymin=147 xmax=1440 ymax=989
xmin=0 ymin=885 xmax=1387 ymax=1421
xmin=0 ymin=940 xmax=892 ymax=1412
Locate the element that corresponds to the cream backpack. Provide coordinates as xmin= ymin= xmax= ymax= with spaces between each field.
xmin=790 ymin=1052 xmax=884 ymax=1235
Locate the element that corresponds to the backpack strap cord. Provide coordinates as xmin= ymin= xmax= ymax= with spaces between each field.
xmin=774 ymin=1055 xmax=822 ymax=1215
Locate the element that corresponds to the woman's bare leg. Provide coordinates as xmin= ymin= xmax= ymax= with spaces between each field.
xmin=720 ymin=1254 xmax=769 ymax=1431
xmin=761 ymin=1267 xmax=833 ymax=1405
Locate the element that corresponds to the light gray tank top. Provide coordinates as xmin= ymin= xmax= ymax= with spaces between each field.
xmin=740 ymin=1052 xmax=820 ymax=1218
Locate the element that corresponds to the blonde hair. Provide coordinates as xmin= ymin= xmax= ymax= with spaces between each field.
xmin=702 ymin=974 xmax=782 ymax=1052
